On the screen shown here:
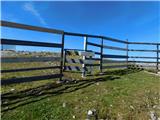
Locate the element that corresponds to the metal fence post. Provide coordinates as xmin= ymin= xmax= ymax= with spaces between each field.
xmin=60 ymin=33 xmax=65 ymax=81
xmin=63 ymin=49 xmax=66 ymax=72
xmin=100 ymin=37 xmax=103 ymax=73
xmin=126 ymin=39 xmax=129 ymax=69
xmin=156 ymin=44 xmax=159 ymax=73
xmin=82 ymin=36 xmax=87 ymax=77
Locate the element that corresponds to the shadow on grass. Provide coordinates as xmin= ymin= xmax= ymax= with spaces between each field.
xmin=88 ymin=69 xmax=142 ymax=77
xmin=1 ymin=76 xmax=117 ymax=112
xmin=1 ymin=69 xmax=140 ymax=112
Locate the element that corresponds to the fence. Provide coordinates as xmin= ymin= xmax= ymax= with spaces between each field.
xmin=63 ymin=32 xmax=129 ymax=74
xmin=63 ymin=32 xmax=159 ymax=74
xmin=1 ymin=20 xmax=160 ymax=86
xmin=86 ymin=36 xmax=128 ymax=73
xmin=128 ymin=42 xmax=160 ymax=72
xmin=1 ymin=21 xmax=64 ymax=85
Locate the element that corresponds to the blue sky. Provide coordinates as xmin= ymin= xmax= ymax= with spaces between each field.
xmin=1 ymin=1 xmax=160 ymax=60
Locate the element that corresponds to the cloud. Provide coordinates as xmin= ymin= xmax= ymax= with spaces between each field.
xmin=23 ymin=2 xmax=47 ymax=26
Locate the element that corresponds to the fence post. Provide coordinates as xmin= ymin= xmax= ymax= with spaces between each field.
xmin=63 ymin=49 xmax=66 ymax=72
xmin=82 ymin=36 xmax=87 ymax=77
xmin=156 ymin=44 xmax=159 ymax=73
xmin=126 ymin=39 xmax=129 ymax=69
xmin=100 ymin=37 xmax=103 ymax=73
xmin=60 ymin=33 xmax=65 ymax=81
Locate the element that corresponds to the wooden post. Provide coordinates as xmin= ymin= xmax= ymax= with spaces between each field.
xmin=156 ymin=44 xmax=159 ymax=73
xmin=82 ymin=36 xmax=87 ymax=77
xmin=100 ymin=37 xmax=103 ymax=73
xmin=126 ymin=39 xmax=129 ymax=69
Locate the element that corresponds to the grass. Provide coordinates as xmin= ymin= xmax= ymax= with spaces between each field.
xmin=1 ymin=52 xmax=160 ymax=119
xmin=1 ymin=69 xmax=160 ymax=120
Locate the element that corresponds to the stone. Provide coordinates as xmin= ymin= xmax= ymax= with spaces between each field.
xmin=150 ymin=111 xmax=158 ymax=120
xmin=62 ymin=102 xmax=66 ymax=108
xmin=130 ymin=105 xmax=134 ymax=110
xmin=96 ymin=82 xmax=100 ymax=86
xmin=10 ymin=88 xmax=15 ymax=91
xmin=87 ymin=110 xmax=93 ymax=116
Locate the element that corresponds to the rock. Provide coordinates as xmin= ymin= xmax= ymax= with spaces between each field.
xmin=87 ymin=110 xmax=93 ymax=116
xmin=38 ymin=92 xmax=43 ymax=95
xmin=96 ymin=82 xmax=100 ymax=86
xmin=87 ymin=109 xmax=98 ymax=119
xmin=10 ymin=88 xmax=15 ymax=92
xmin=150 ymin=111 xmax=158 ymax=120
xmin=153 ymin=105 xmax=160 ymax=110
xmin=62 ymin=102 xmax=66 ymax=108
xmin=130 ymin=105 xmax=134 ymax=110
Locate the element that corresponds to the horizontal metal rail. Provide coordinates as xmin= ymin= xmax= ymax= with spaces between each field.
xmin=64 ymin=32 xmax=102 ymax=38
xmin=128 ymin=41 xmax=160 ymax=45
xmin=103 ymin=45 xmax=127 ymax=51
xmin=1 ymin=66 xmax=61 ymax=73
xmin=1 ymin=38 xmax=62 ymax=48
xmin=129 ymin=56 xmax=157 ymax=59
xmin=128 ymin=49 xmax=158 ymax=52
xmin=1 ymin=20 xmax=64 ymax=34
xmin=64 ymin=48 xmax=85 ymax=52
xmin=1 ymin=21 xmax=128 ymax=43
xmin=94 ymin=51 xmax=101 ymax=55
xmin=103 ymin=36 xmax=127 ymax=44
xmin=87 ymin=42 xmax=102 ymax=47
xmin=65 ymin=32 xmax=128 ymax=44
xmin=103 ymin=54 xmax=128 ymax=58
xmin=1 ymin=74 xmax=63 ymax=85
xmin=86 ymin=58 xmax=101 ymax=61
xmin=1 ymin=57 xmax=60 ymax=63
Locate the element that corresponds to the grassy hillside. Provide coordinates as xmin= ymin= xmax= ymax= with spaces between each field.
xmin=1 ymin=70 xmax=160 ymax=120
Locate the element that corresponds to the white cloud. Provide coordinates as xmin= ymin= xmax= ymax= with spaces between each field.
xmin=23 ymin=2 xmax=47 ymax=26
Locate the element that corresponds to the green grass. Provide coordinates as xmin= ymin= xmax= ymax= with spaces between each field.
xmin=1 ymin=69 xmax=160 ymax=120
xmin=1 ymin=52 xmax=159 ymax=119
